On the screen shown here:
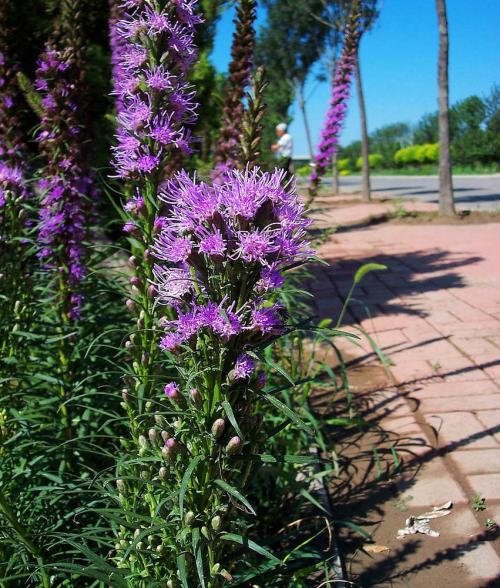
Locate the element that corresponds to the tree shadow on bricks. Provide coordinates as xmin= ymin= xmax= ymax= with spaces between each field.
xmin=310 ymin=385 xmax=500 ymax=586
xmin=305 ymin=249 xmax=482 ymax=328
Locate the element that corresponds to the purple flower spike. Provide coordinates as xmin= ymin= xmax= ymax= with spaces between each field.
xmin=308 ymin=6 xmax=361 ymax=201
xmin=35 ymin=46 xmax=91 ymax=319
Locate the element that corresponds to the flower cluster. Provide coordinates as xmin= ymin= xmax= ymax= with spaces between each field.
xmin=0 ymin=15 xmax=27 ymax=167
xmin=36 ymin=47 xmax=90 ymax=319
xmin=214 ymin=0 xmax=256 ymax=178
xmin=108 ymin=0 xmax=128 ymax=114
xmin=111 ymin=0 xmax=201 ymax=181
xmin=153 ymin=166 xmax=312 ymax=361
xmin=308 ymin=6 xmax=361 ymax=201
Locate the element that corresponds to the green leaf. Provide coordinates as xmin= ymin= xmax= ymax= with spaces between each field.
xmin=353 ymin=262 xmax=387 ymax=284
xmin=221 ymin=533 xmax=281 ymax=565
xmin=318 ymin=318 xmax=333 ymax=328
xmin=221 ymin=400 xmax=244 ymax=440
xmin=299 ymin=489 xmax=329 ymax=515
xmin=214 ymin=479 xmax=256 ymax=515
xmin=179 ymin=455 xmax=202 ymax=520
xmin=192 ymin=528 xmax=206 ymax=588
xmin=177 ymin=554 xmax=189 ymax=588
xmin=260 ymin=393 xmax=312 ymax=434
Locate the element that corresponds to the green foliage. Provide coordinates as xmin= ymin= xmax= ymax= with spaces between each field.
xmin=295 ymin=164 xmax=312 ymax=177
xmin=356 ymin=153 xmax=383 ymax=169
xmin=337 ymin=157 xmax=351 ymax=171
xmin=394 ymin=143 xmax=439 ymax=165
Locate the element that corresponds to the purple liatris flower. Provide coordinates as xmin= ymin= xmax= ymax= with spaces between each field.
xmin=111 ymin=0 xmax=200 ymax=183
xmin=153 ymin=166 xmax=312 ymax=354
xmin=308 ymin=5 xmax=361 ymax=202
xmin=35 ymin=46 xmax=90 ymax=319
xmin=234 ymin=353 xmax=255 ymax=380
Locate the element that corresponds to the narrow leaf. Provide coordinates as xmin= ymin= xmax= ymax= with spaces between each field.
xmin=179 ymin=455 xmax=202 ymax=520
xmin=221 ymin=533 xmax=281 ymax=565
xmin=261 ymin=393 xmax=312 ymax=434
xmin=221 ymin=400 xmax=244 ymax=440
xmin=214 ymin=479 xmax=256 ymax=516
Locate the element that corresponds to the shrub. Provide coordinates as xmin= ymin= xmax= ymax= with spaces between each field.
xmin=355 ymin=153 xmax=384 ymax=169
xmin=337 ymin=157 xmax=351 ymax=171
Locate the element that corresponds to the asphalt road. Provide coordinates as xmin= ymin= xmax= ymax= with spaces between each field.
xmin=321 ymin=175 xmax=500 ymax=211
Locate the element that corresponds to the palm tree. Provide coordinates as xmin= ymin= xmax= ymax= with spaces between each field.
xmin=436 ymin=0 xmax=455 ymax=215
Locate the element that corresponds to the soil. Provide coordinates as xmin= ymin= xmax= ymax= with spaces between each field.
xmin=311 ymin=356 xmax=500 ymax=588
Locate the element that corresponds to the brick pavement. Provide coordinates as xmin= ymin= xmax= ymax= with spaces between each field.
xmin=311 ymin=202 xmax=500 ymax=585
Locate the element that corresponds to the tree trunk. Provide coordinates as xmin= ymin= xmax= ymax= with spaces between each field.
xmin=354 ymin=54 xmax=371 ymax=201
xmin=436 ymin=0 xmax=455 ymax=215
xmin=295 ymin=79 xmax=315 ymax=161
xmin=331 ymin=150 xmax=339 ymax=194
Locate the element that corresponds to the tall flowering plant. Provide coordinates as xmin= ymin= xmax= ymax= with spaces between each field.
xmin=111 ymin=166 xmax=313 ymax=584
xmin=112 ymin=0 xmax=200 ymax=425
xmin=36 ymin=47 xmax=89 ymax=320
xmin=307 ymin=2 xmax=361 ymax=204
xmin=214 ymin=0 xmax=256 ymax=177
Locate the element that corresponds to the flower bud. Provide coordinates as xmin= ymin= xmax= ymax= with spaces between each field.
xmin=164 ymin=382 xmax=180 ymax=400
xmin=157 ymin=544 xmax=166 ymax=555
xmin=201 ymin=526 xmax=210 ymax=540
xmin=190 ymin=388 xmax=202 ymax=406
xmin=148 ymin=428 xmax=158 ymax=445
xmin=116 ymin=479 xmax=125 ymax=493
xmin=136 ymin=317 xmax=144 ymax=329
xmin=211 ymin=418 xmax=225 ymax=439
xmin=144 ymin=248 xmax=153 ymax=263
xmin=145 ymin=401 xmax=153 ymax=412
xmin=136 ymin=541 xmax=144 ymax=551
xmin=141 ymin=352 xmax=149 ymax=366
xmin=148 ymin=535 xmax=156 ymax=545
xmin=128 ymin=255 xmax=139 ymax=267
xmin=121 ymin=388 xmax=129 ymax=402
xmin=147 ymin=284 xmax=157 ymax=299
xmin=185 ymin=511 xmax=195 ymax=526
xmin=131 ymin=285 xmax=140 ymax=296
xmin=161 ymin=446 xmax=172 ymax=460
xmin=126 ymin=299 xmax=136 ymax=312
xmin=138 ymin=435 xmax=147 ymax=448
xmin=226 ymin=436 xmax=242 ymax=456
xmin=166 ymin=438 xmax=177 ymax=451
xmin=155 ymin=414 xmax=168 ymax=428
xmin=130 ymin=276 xmax=140 ymax=286
xmin=211 ymin=563 xmax=221 ymax=575
xmin=159 ymin=466 xmax=168 ymax=479
xmin=134 ymin=528 xmax=141 ymax=538
xmin=211 ymin=515 xmax=222 ymax=531
xmin=161 ymin=431 xmax=170 ymax=443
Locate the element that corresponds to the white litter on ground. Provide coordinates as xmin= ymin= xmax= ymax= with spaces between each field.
xmin=397 ymin=501 xmax=453 ymax=539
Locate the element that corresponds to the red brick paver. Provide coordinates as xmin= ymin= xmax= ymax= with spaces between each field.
xmin=313 ymin=202 xmax=500 ymax=584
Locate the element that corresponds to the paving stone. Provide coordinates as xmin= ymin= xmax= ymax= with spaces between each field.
xmin=398 ymin=457 xmax=468 ymax=507
xmin=468 ymin=473 xmax=500 ymax=501
xmin=426 ymin=412 xmax=499 ymax=450
xmin=419 ymin=394 xmax=500 ymax=413
xmin=410 ymin=380 xmax=499 ymax=399
xmin=476 ymin=410 xmax=500 ymax=444
xmin=448 ymin=449 xmax=500 ymax=475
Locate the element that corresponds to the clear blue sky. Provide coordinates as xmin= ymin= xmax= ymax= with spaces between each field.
xmin=212 ymin=0 xmax=500 ymax=157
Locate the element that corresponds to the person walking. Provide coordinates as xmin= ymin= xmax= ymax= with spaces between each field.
xmin=271 ymin=122 xmax=293 ymax=175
